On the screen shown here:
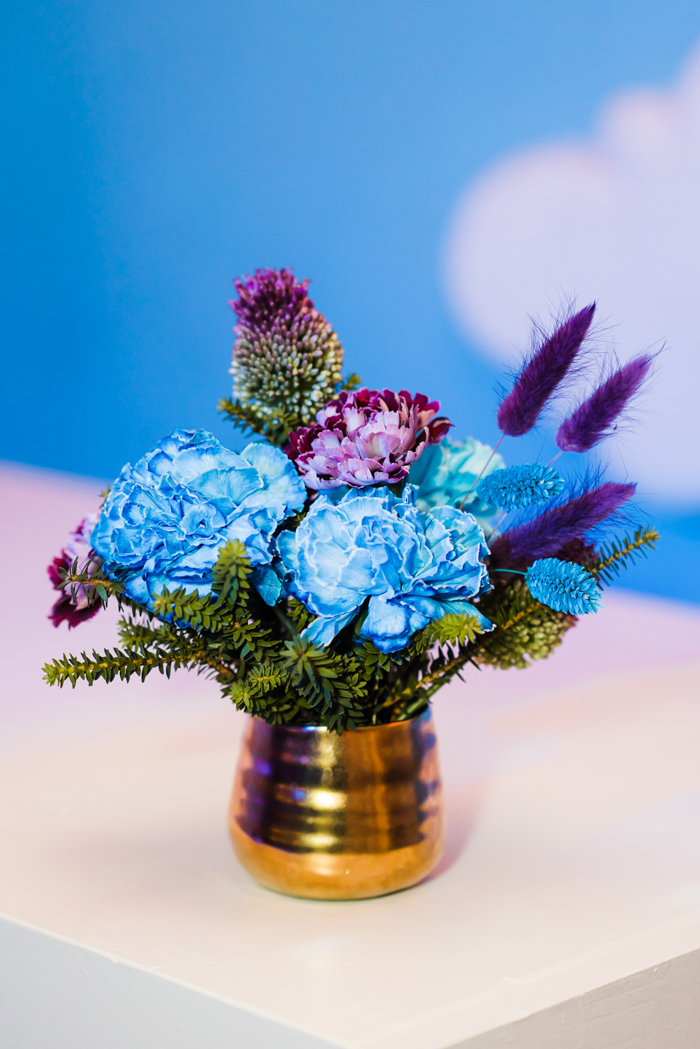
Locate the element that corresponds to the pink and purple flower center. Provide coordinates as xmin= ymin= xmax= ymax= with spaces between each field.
xmin=287 ymin=388 xmax=451 ymax=490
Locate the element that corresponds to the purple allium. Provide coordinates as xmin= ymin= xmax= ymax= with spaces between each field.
xmin=287 ymin=388 xmax=452 ymax=490
xmin=48 ymin=513 xmax=101 ymax=628
xmin=489 ymin=481 xmax=635 ymax=568
xmin=229 ymin=268 xmax=343 ymax=433
xmin=497 ymin=304 xmax=596 ymax=437
xmin=556 ymin=353 xmax=654 ymax=453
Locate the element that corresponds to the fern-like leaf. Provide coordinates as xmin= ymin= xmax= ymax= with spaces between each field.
xmin=150 ymin=587 xmax=227 ymax=631
xmin=211 ymin=539 xmax=252 ymax=608
xmin=42 ymin=645 xmax=191 ymax=688
xmin=421 ymin=610 xmax=488 ymax=648
xmin=342 ymin=372 xmax=362 ymax=392
xmin=217 ymin=397 xmax=299 ymax=446
xmin=247 ymin=661 xmax=289 ymax=697
xmin=586 ymin=526 xmax=660 ymax=585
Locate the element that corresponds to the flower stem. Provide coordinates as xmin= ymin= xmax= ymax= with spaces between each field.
xmin=458 ymin=434 xmax=505 ymax=510
xmin=487 ymin=509 xmax=509 ymax=537
xmin=273 ymin=606 xmax=300 ymax=639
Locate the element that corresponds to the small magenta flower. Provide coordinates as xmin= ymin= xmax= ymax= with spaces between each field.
xmin=476 ymin=463 xmax=564 ymax=511
xmin=48 ymin=513 xmax=101 ymax=628
xmin=287 ymin=387 xmax=451 ymax=490
xmin=525 ymin=558 xmax=601 ymax=615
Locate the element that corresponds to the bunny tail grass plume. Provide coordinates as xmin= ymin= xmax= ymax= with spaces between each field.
xmin=489 ymin=481 xmax=636 ymax=568
xmin=556 ymin=353 xmax=654 ymax=453
xmin=497 ymin=304 xmax=596 ymax=437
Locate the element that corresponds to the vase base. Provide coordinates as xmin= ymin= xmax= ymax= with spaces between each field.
xmin=230 ymin=821 xmax=445 ymax=900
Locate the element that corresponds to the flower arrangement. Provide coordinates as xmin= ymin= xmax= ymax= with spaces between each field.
xmin=43 ymin=269 xmax=658 ymax=732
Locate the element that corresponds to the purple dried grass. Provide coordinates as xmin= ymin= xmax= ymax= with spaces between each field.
xmin=489 ymin=481 xmax=636 ymax=568
xmin=556 ymin=353 xmax=654 ymax=453
xmin=497 ymin=304 xmax=596 ymax=437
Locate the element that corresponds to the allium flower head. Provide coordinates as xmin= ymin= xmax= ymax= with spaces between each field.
xmin=287 ymin=387 xmax=451 ymax=490
xmin=48 ymin=513 xmax=101 ymax=628
xmin=525 ymin=557 xmax=602 ymax=615
xmin=229 ymin=268 xmax=343 ymax=436
xmin=477 ymin=463 xmax=564 ymax=511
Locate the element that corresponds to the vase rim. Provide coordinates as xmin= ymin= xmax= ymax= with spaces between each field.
xmin=248 ymin=707 xmax=432 ymax=733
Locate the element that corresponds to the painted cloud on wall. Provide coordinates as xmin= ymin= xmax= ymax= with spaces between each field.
xmin=444 ymin=42 xmax=700 ymax=505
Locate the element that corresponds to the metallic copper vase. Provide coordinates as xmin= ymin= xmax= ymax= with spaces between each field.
xmin=229 ymin=709 xmax=444 ymax=900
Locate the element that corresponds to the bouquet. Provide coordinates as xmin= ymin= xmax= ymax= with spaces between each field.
xmin=44 ymin=270 xmax=658 ymax=732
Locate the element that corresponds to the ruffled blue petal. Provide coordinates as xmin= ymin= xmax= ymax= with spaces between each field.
xmin=92 ymin=430 xmax=302 ymax=609
xmin=302 ymin=609 xmax=358 ymax=648
xmin=280 ymin=485 xmax=492 ymax=650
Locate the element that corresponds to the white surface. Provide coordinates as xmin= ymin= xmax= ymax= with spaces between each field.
xmin=2 ymin=461 xmax=700 ymax=1047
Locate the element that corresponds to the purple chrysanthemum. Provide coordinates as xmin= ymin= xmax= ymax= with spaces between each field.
xmin=497 ymin=304 xmax=596 ymax=437
xmin=287 ymin=388 xmax=452 ymax=490
xmin=229 ymin=268 xmax=343 ymax=432
xmin=556 ymin=353 xmax=654 ymax=453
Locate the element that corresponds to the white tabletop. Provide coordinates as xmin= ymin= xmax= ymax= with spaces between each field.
xmin=2 ymin=460 xmax=700 ymax=1048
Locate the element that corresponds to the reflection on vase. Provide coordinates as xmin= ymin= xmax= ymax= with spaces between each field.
xmin=229 ymin=709 xmax=444 ymax=900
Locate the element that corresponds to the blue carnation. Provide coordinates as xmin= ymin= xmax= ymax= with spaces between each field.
xmin=525 ymin=558 xmax=602 ymax=615
xmin=476 ymin=463 xmax=564 ymax=511
xmin=277 ymin=485 xmax=492 ymax=653
xmin=91 ymin=429 xmax=306 ymax=608
xmin=408 ymin=437 xmax=504 ymax=523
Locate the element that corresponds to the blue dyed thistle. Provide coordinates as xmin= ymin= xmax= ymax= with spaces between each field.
xmin=476 ymin=463 xmax=564 ymax=511
xmin=525 ymin=558 xmax=602 ymax=615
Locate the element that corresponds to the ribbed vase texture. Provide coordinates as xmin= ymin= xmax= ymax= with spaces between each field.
xmin=229 ymin=709 xmax=444 ymax=900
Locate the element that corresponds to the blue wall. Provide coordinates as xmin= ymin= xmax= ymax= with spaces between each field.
xmin=3 ymin=1 xmax=700 ymax=599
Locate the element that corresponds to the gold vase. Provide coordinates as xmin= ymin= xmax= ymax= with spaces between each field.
xmin=229 ymin=709 xmax=444 ymax=900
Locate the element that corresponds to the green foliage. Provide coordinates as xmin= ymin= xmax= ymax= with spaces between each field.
xmin=343 ymin=372 xmax=362 ymax=392
xmin=44 ymin=537 xmax=495 ymax=730
xmin=217 ymin=396 xmax=300 ymax=447
xmin=422 ymin=611 xmax=485 ymax=648
xmin=470 ymin=578 xmax=575 ymax=670
xmin=473 ymin=605 xmax=573 ymax=669
xmin=52 ymin=557 xmax=124 ymax=610
xmin=210 ymin=539 xmax=252 ymax=609
xmin=586 ymin=526 xmax=659 ymax=585
xmin=286 ymin=598 xmax=313 ymax=631
xmin=43 ymin=644 xmax=194 ymax=688
xmin=44 ymin=522 xmax=658 ymax=728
